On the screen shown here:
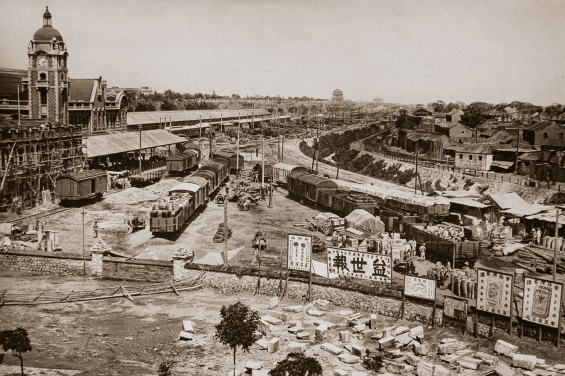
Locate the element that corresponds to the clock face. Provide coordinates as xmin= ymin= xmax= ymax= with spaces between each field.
xmin=37 ymin=56 xmax=48 ymax=68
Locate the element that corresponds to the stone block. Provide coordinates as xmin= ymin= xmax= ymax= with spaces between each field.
xmin=384 ymin=360 xmax=409 ymax=374
xmin=396 ymin=332 xmax=412 ymax=346
xmin=351 ymin=344 xmax=364 ymax=357
xmin=417 ymin=362 xmax=435 ymax=376
xmin=262 ymin=316 xmax=283 ymax=326
xmin=440 ymin=354 xmax=460 ymax=365
xmin=178 ymin=331 xmax=193 ymax=341
xmin=457 ymin=356 xmax=483 ymax=370
xmin=288 ymin=326 xmax=303 ymax=334
xmin=344 ymin=344 xmax=352 ymax=353
xmin=410 ymin=325 xmax=424 ymax=337
xmin=438 ymin=341 xmax=466 ymax=354
xmin=287 ymin=341 xmax=305 ymax=353
xmin=395 ymin=326 xmax=410 ymax=335
xmin=226 ymin=369 xmax=242 ymax=376
xmin=338 ymin=309 xmax=354 ymax=316
xmin=338 ymin=353 xmax=360 ymax=364
xmin=289 ymin=320 xmax=299 ymax=327
xmin=383 ymin=326 xmax=397 ymax=337
xmin=537 ymin=365 xmax=552 ymax=370
xmin=487 ymin=364 xmax=515 ymax=376
xmin=296 ymin=331 xmax=310 ymax=340
xmin=554 ymin=365 xmax=565 ymax=371
xmin=494 ymin=340 xmax=518 ymax=356
xmin=303 ymin=303 xmax=314 ymax=312
xmin=334 ymin=370 xmax=349 ymax=376
xmin=339 ymin=330 xmax=351 ymax=343
xmin=322 ymin=342 xmax=344 ymax=355
xmin=513 ymin=354 xmax=537 ymax=371
xmin=182 ymin=320 xmax=194 ymax=333
xmin=315 ymin=299 xmax=330 ymax=308
xmin=267 ymin=310 xmax=288 ymax=322
xmin=414 ymin=343 xmax=429 ymax=356
xmin=378 ymin=336 xmax=396 ymax=350
xmin=537 ymin=359 xmax=546 ymax=365
xmin=257 ymin=320 xmax=272 ymax=337
xmin=370 ymin=314 xmax=378 ymax=329
xmin=314 ymin=319 xmax=338 ymax=329
xmin=268 ymin=337 xmax=280 ymax=353
xmin=255 ymin=338 xmax=269 ymax=350
xmin=371 ymin=332 xmax=383 ymax=340
xmin=405 ymin=353 xmax=422 ymax=366
xmin=455 ymin=349 xmax=474 ymax=357
xmin=245 ymin=361 xmax=263 ymax=371
xmin=353 ymin=323 xmax=366 ymax=333
xmin=283 ymin=305 xmax=303 ymax=313
xmin=252 ymin=371 xmax=269 ymax=376
xmin=440 ymin=338 xmax=457 ymax=344
xmin=269 ymin=297 xmax=279 ymax=309
xmin=351 ymin=372 xmax=369 ymax=376
xmin=434 ymin=365 xmax=450 ymax=376
xmin=308 ymin=309 xmax=325 ymax=317
xmin=315 ymin=324 xmax=328 ymax=341
xmin=524 ymin=372 xmax=536 ymax=376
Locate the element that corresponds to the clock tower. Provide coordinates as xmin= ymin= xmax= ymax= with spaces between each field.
xmin=28 ymin=7 xmax=69 ymax=124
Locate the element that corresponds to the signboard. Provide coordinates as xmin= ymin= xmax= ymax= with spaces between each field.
xmin=287 ymin=234 xmax=311 ymax=272
xmin=522 ymin=277 xmax=563 ymax=329
xmin=327 ymin=247 xmax=391 ymax=283
xmin=444 ymin=296 xmax=468 ymax=322
xmin=476 ymin=268 xmax=513 ymax=317
xmin=404 ymin=275 xmax=436 ymax=301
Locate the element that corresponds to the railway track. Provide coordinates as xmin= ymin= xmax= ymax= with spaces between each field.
xmin=11 ymin=207 xmax=72 ymax=225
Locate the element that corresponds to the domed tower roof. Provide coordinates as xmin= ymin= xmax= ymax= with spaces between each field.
xmin=33 ymin=6 xmax=63 ymax=42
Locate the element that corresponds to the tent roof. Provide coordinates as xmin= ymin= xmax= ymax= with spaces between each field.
xmin=86 ymin=130 xmax=185 ymax=158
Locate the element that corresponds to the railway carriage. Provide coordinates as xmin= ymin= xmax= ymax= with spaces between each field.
xmin=287 ymin=171 xmax=338 ymax=203
xmin=183 ymin=176 xmax=209 ymax=203
xmin=211 ymin=151 xmax=244 ymax=173
xmin=273 ymin=163 xmax=307 ymax=185
xmin=55 ymin=170 xmax=107 ymax=203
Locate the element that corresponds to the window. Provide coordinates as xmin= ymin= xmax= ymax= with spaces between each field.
xmin=39 ymin=73 xmax=47 ymax=81
xmin=469 ymin=155 xmax=473 ymax=160
xmin=459 ymin=154 xmax=463 ymax=159
xmin=479 ymin=156 xmax=483 ymax=161
xmin=40 ymin=90 xmax=47 ymax=105
xmin=543 ymin=133 xmax=548 ymax=139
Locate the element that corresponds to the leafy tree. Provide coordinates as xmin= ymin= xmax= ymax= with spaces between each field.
xmin=160 ymin=99 xmax=177 ymax=111
xmin=268 ymin=353 xmax=323 ymax=376
xmin=362 ymin=349 xmax=384 ymax=371
xmin=215 ymin=302 xmax=260 ymax=376
xmin=0 ymin=328 xmax=33 ymax=376
xmin=135 ymin=100 xmax=157 ymax=112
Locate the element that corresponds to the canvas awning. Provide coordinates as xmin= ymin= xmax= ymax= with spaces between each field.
xmin=86 ymin=130 xmax=186 ymax=158
xmin=490 ymin=161 xmax=514 ymax=169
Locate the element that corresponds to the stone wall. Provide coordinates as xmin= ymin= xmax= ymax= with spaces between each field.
xmin=102 ymin=257 xmax=173 ymax=282
xmin=0 ymin=249 xmax=91 ymax=277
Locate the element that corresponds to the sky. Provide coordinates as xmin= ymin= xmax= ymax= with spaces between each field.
xmin=1 ymin=0 xmax=564 ymax=105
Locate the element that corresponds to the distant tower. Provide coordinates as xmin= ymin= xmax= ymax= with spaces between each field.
xmin=28 ymin=7 xmax=69 ymax=124
xmin=332 ymin=89 xmax=344 ymax=101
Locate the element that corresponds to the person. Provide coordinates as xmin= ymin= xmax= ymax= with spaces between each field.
xmin=404 ymin=242 xmax=412 ymax=259
xmin=531 ymin=228 xmax=537 ymax=244
xmin=93 ymin=221 xmax=99 ymax=238
xmin=536 ymin=227 xmax=542 ymax=245
xmin=419 ymin=243 xmax=426 ymax=261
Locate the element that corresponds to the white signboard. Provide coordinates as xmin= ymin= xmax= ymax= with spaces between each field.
xmin=404 ymin=275 xmax=436 ymax=301
xmin=287 ymin=234 xmax=311 ymax=272
xmin=522 ymin=277 xmax=563 ymax=329
xmin=477 ymin=269 xmax=513 ymax=317
xmin=327 ymin=247 xmax=391 ymax=283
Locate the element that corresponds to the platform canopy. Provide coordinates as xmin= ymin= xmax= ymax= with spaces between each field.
xmin=85 ymin=130 xmax=186 ymax=158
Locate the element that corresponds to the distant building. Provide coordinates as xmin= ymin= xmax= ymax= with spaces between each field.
xmin=453 ymin=144 xmax=495 ymax=171
xmin=523 ymin=121 xmax=565 ymax=150
xmin=0 ymin=68 xmax=30 ymax=119
xmin=435 ymin=122 xmax=474 ymax=140
xmin=446 ymin=109 xmax=463 ymax=124
xmin=332 ymin=89 xmax=344 ymax=101
xmin=373 ymin=98 xmax=383 ymax=104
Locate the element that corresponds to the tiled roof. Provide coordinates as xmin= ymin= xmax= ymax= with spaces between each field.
xmin=453 ymin=143 xmax=496 ymax=154
xmin=57 ymin=169 xmax=106 ymax=182
xmin=69 ymin=79 xmax=96 ymax=102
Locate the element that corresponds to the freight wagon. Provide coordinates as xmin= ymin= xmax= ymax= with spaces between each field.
xmin=287 ymin=171 xmax=338 ymax=203
xmin=149 ymin=192 xmax=194 ymax=234
xmin=55 ymin=170 xmax=107 ymax=204
xmin=272 ymin=163 xmax=307 ymax=185
xmin=211 ymin=151 xmax=244 ymax=173
xmin=166 ymin=151 xmax=199 ymax=175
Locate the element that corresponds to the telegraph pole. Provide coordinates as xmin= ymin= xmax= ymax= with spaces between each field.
xmin=199 ymin=115 xmax=202 ymax=159
xmin=223 ymin=199 xmax=228 ymax=267
xmin=554 ymin=208 xmax=560 ymax=282
xmin=17 ymin=85 xmax=21 ymax=127
xmin=82 ymin=208 xmax=86 ymax=280
xmin=415 ymin=150 xmax=419 ymax=195
xmin=138 ymin=125 xmax=142 ymax=174
xmin=209 ymin=115 xmax=213 ymax=159
xmin=336 ymin=150 xmax=340 ymax=179
xmin=236 ymin=113 xmax=240 ymax=178
xmin=315 ymin=118 xmax=320 ymax=172
xmin=515 ymin=126 xmax=520 ymax=175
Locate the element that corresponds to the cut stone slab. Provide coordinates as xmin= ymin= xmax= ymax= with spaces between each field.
xmin=538 ymin=359 xmax=546 ymax=365
xmin=288 ymin=325 xmax=303 ymax=334
xmin=283 ymin=305 xmax=304 ymax=313
xmin=322 ymin=343 xmax=344 ymax=355
xmin=296 ymin=331 xmax=310 ymax=340
xmin=226 ymin=369 xmax=242 ymax=376
xmin=351 ymin=344 xmax=364 ymax=357
xmin=417 ymin=362 xmax=435 ymax=376
xmin=308 ymin=309 xmax=325 ymax=317
xmin=554 ymin=365 xmax=565 ymax=371
xmin=353 ymin=323 xmax=366 ymax=333
xmin=267 ymin=310 xmax=288 ymax=322
xmin=338 ymin=310 xmax=354 ymax=316
xmin=378 ymin=336 xmax=396 ymax=350
xmin=257 ymin=320 xmax=272 ymax=337
xmin=396 ymin=332 xmax=412 ymax=345
xmin=371 ymin=314 xmax=377 ymax=329
xmin=269 ymin=297 xmax=279 ymax=309
xmin=315 ymin=324 xmax=328 ymax=341
xmin=457 ymin=356 xmax=483 ymax=370
xmin=438 ymin=341 xmax=467 ymax=354
xmin=434 ymin=365 xmax=450 ymax=376
xmin=314 ymin=319 xmax=338 ymax=329
xmin=384 ymin=360 xmax=410 ymax=374
xmin=338 ymin=353 xmax=360 ymax=364
xmin=440 ymin=354 xmax=461 ymax=365
xmin=410 ymin=325 xmax=424 ymax=337
xmin=268 ymin=338 xmax=280 ymax=353
xmin=386 ymin=349 xmax=403 ymax=359
xmin=339 ymin=331 xmax=351 ymax=343
xmin=287 ymin=341 xmax=306 ymax=353
xmin=371 ymin=332 xmax=383 ymax=340
xmin=351 ymin=372 xmax=369 ymax=376
xmin=178 ymin=331 xmax=193 ymax=341
xmin=182 ymin=320 xmax=194 ymax=333
xmin=395 ymin=326 xmax=410 ymax=335
xmin=245 ymin=361 xmax=263 ymax=371
xmin=455 ymin=349 xmax=475 ymax=357
xmin=344 ymin=344 xmax=352 ymax=353
xmin=315 ymin=299 xmax=330 ymax=307
xmin=256 ymin=338 xmax=269 ymax=350
xmin=405 ymin=353 xmax=422 ymax=366
xmin=334 ymin=370 xmax=349 ymax=376
xmin=537 ymin=365 xmax=552 ymax=370
xmin=262 ymin=316 xmax=283 ymax=326
xmin=473 ymin=352 xmax=499 ymax=367
xmin=383 ymin=326 xmax=397 ymax=337
xmin=494 ymin=340 xmax=518 ymax=356
xmin=513 ymin=354 xmax=537 ymax=371
xmin=303 ymin=303 xmax=314 ymax=312
xmin=485 ymin=364 xmax=516 ymax=376
xmin=414 ymin=342 xmax=429 ymax=355
xmin=252 ymin=371 xmax=269 ymax=376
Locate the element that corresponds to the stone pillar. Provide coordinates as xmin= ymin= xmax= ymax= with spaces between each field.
xmin=172 ymin=248 xmax=195 ymax=281
xmin=91 ymin=249 xmax=104 ymax=278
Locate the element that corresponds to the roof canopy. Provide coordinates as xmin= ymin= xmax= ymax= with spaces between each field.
xmin=56 ymin=169 xmax=106 ymax=181
xmin=86 ymin=130 xmax=186 ymax=158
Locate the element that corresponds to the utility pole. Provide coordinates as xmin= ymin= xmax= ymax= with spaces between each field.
xmin=82 ymin=208 xmax=86 ymax=280
xmin=199 ymin=115 xmax=202 ymax=159
xmin=138 ymin=124 xmax=142 ymax=174
xmin=415 ymin=150 xmax=419 ymax=195
xmin=336 ymin=150 xmax=340 ymax=179
xmin=223 ymin=199 xmax=228 ymax=267
xmin=315 ymin=117 xmax=320 ymax=172
xmin=17 ymin=85 xmax=21 ymax=127
xmin=515 ymin=126 xmax=520 ymax=175
xmin=236 ymin=113 xmax=240 ymax=178
xmin=209 ymin=115 xmax=213 ymax=159
xmin=261 ymin=122 xmax=265 ymax=197
xmin=554 ymin=208 xmax=560 ymax=282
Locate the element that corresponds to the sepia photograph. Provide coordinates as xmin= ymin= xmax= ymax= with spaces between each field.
xmin=1 ymin=1 xmax=565 ymax=375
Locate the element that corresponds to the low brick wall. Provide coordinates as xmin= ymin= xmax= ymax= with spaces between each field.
xmin=102 ymin=257 xmax=173 ymax=282
xmin=0 ymin=249 xmax=91 ymax=277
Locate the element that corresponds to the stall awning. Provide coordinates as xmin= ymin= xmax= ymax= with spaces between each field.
xmin=490 ymin=161 xmax=514 ymax=169
xmin=86 ymin=130 xmax=186 ymax=158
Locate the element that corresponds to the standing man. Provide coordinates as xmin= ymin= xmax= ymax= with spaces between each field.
xmin=419 ymin=243 xmax=426 ymax=261
xmin=93 ymin=221 xmax=99 ymax=238
xmin=536 ymin=227 xmax=542 ymax=245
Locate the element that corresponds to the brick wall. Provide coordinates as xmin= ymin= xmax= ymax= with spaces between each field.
xmin=102 ymin=257 xmax=173 ymax=282
xmin=0 ymin=248 xmax=90 ymax=277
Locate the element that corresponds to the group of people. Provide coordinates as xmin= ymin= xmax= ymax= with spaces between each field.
xmin=531 ymin=227 xmax=543 ymax=245
xmin=427 ymin=261 xmax=452 ymax=285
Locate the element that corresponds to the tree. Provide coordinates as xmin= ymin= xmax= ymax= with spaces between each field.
xmin=160 ymin=99 xmax=177 ymax=111
xmin=268 ymin=353 xmax=323 ymax=376
xmin=135 ymin=100 xmax=157 ymax=112
xmin=0 ymin=328 xmax=33 ymax=376
xmin=215 ymin=302 xmax=260 ymax=376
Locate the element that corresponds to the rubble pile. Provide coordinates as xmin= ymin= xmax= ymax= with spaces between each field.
xmin=104 ymin=187 xmax=159 ymax=204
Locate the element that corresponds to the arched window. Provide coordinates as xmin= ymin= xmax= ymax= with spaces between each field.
xmin=40 ymin=73 xmax=47 ymax=81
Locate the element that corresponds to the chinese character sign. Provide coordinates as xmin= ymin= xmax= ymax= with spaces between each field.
xmin=287 ymin=234 xmax=311 ymax=272
xmin=476 ymin=269 xmax=513 ymax=317
xmin=522 ymin=277 xmax=562 ymax=329
xmin=327 ymin=247 xmax=391 ymax=283
xmin=404 ymin=275 xmax=436 ymax=301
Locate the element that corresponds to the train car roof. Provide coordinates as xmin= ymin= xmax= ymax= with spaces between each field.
xmin=183 ymin=176 xmax=209 ymax=187
xmin=169 ymin=183 xmax=201 ymax=194
xmin=273 ymin=163 xmax=306 ymax=172
xmin=212 ymin=151 xmax=235 ymax=158
xmin=56 ymin=169 xmax=106 ymax=182
xmin=295 ymin=173 xmax=338 ymax=188
xmin=167 ymin=153 xmax=190 ymax=161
